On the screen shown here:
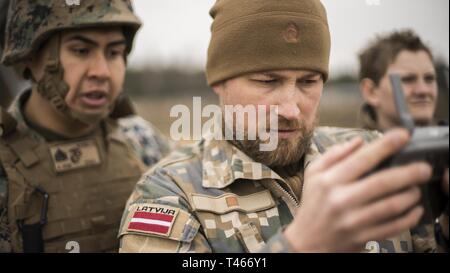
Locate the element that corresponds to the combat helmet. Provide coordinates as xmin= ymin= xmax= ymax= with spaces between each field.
xmin=1 ymin=0 xmax=141 ymax=65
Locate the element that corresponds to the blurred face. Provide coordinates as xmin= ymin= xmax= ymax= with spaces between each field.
xmin=60 ymin=28 xmax=127 ymax=123
xmin=373 ymin=50 xmax=438 ymax=129
xmin=214 ymin=70 xmax=323 ymax=168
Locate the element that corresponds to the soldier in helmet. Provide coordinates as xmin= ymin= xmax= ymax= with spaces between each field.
xmin=119 ymin=0 xmax=448 ymax=253
xmin=0 ymin=0 xmax=172 ymax=253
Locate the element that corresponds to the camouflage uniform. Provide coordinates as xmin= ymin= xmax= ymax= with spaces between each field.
xmin=119 ymin=127 xmax=445 ymax=253
xmin=0 ymin=89 xmax=171 ymax=253
xmin=0 ymin=0 xmax=173 ymax=253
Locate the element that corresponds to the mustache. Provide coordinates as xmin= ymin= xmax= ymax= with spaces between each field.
xmin=263 ymin=117 xmax=302 ymax=131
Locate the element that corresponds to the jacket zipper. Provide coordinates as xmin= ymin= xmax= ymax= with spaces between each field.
xmin=273 ymin=181 xmax=299 ymax=208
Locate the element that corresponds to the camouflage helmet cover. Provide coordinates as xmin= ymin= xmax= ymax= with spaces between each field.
xmin=1 ymin=0 xmax=142 ymax=65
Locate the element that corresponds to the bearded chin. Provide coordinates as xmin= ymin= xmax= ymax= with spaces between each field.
xmin=230 ymin=125 xmax=314 ymax=169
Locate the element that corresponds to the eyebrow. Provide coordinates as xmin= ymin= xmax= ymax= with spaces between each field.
xmin=261 ymin=72 xmax=321 ymax=79
xmin=65 ymin=35 xmax=127 ymax=48
xmin=401 ymin=71 xmax=436 ymax=78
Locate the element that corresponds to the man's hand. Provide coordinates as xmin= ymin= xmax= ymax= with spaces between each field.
xmin=284 ymin=129 xmax=432 ymax=252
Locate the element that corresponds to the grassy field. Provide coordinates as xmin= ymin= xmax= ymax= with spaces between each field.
xmin=132 ymin=82 xmax=449 ymax=141
xmin=131 ymin=83 xmax=368 ymax=139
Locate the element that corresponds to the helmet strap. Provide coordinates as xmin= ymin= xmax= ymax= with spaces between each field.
xmin=35 ymin=34 xmax=71 ymax=115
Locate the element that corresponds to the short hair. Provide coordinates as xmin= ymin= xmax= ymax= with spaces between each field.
xmin=358 ymin=30 xmax=434 ymax=86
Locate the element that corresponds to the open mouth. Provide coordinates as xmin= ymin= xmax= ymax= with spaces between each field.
xmin=80 ymin=91 xmax=108 ymax=107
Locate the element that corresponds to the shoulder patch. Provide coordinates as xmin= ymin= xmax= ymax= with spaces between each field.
xmin=127 ymin=204 xmax=179 ymax=236
xmin=120 ymin=203 xmax=200 ymax=243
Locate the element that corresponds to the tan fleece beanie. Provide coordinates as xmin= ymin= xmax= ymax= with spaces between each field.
xmin=206 ymin=0 xmax=331 ymax=86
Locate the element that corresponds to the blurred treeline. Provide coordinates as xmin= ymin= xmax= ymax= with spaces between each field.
xmin=119 ymin=62 xmax=448 ymax=137
xmin=124 ymin=68 xmax=210 ymax=97
xmin=124 ymin=62 xmax=449 ymax=100
xmin=1 ymin=63 xmax=448 ymax=137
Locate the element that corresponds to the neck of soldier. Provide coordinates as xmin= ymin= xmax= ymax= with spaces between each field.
xmin=377 ymin=112 xmax=433 ymax=132
xmin=25 ymin=89 xmax=97 ymax=138
xmin=376 ymin=114 xmax=399 ymax=132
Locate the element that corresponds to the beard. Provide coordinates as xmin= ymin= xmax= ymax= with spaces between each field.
xmin=228 ymin=116 xmax=315 ymax=169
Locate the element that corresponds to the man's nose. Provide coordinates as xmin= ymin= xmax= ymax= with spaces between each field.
xmin=276 ymin=83 xmax=301 ymax=120
xmin=87 ymin=52 xmax=111 ymax=81
xmin=277 ymin=100 xmax=300 ymax=120
xmin=411 ymin=77 xmax=434 ymax=96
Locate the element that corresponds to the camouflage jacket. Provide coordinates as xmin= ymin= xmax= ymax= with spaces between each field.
xmin=119 ymin=127 xmax=448 ymax=253
xmin=0 ymin=90 xmax=173 ymax=252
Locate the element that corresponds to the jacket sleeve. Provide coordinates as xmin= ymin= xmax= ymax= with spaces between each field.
xmin=259 ymin=228 xmax=295 ymax=253
xmin=118 ymin=167 xmax=212 ymax=253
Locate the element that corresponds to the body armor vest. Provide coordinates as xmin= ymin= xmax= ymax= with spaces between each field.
xmin=0 ymin=118 xmax=145 ymax=253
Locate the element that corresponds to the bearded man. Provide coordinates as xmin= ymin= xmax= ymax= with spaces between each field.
xmin=118 ymin=0 xmax=448 ymax=253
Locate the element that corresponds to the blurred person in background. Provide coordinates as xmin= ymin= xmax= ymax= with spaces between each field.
xmin=357 ymin=29 xmax=448 ymax=253
xmin=358 ymin=30 xmax=442 ymax=131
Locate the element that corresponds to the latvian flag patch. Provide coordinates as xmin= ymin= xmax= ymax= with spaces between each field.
xmin=127 ymin=205 xmax=179 ymax=236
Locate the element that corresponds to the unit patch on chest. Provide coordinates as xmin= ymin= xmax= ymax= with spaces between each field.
xmin=49 ymin=139 xmax=101 ymax=173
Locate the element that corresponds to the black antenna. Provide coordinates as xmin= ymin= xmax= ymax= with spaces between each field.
xmin=442 ymin=67 xmax=449 ymax=124
xmin=389 ymin=74 xmax=415 ymax=133
xmin=443 ymin=67 xmax=449 ymax=97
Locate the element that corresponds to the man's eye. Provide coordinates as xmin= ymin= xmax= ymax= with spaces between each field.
xmin=299 ymin=77 xmax=321 ymax=86
xmin=107 ymin=48 xmax=125 ymax=59
xmin=253 ymin=79 xmax=277 ymax=84
xmin=300 ymin=79 xmax=317 ymax=85
xmin=108 ymin=50 xmax=120 ymax=58
xmin=401 ymin=76 xmax=416 ymax=84
xmin=72 ymin=48 xmax=89 ymax=56
xmin=424 ymin=75 xmax=436 ymax=84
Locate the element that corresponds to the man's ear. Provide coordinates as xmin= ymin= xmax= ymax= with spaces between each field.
xmin=23 ymin=37 xmax=54 ymax=82
xmin=23 ymin=56 xmax=41 ymax=82
xmin=22 ymin=59 xmax=36 ymax=81
xmin=211 ymin=81 xmax=225 ymax=96
xmin=360 ymin=78 xmax=380 ymax=108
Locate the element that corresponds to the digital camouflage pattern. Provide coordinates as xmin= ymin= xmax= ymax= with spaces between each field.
xmin=1 ymin=0 xmax=141 ymax=65
xmin=119 ymin=126 xmax=447 ymax=253
xmin=0 ymin=90 xmax=172 ymax=252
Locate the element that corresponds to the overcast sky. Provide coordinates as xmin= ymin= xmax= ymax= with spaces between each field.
xmin=128 ymin=0 xmax=449 ymax=78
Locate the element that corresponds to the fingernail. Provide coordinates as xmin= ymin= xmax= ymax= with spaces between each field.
xmin=386 ymin=129 xmax=410 ymax=146
xmin=418 ymin=163 xmax=432 ymax=179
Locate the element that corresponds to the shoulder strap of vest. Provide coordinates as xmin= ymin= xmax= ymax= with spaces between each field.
xmin=0 ymin=107 xmax=17 ymax=138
